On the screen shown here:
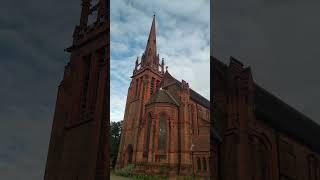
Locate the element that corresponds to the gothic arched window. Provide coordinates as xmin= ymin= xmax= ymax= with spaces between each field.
xmin=158 ymin=113 xmax=167 ymax=151
xmin=197 ymin=157 xmax=201 ymax=171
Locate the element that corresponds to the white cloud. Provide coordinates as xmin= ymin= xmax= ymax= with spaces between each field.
xmin=111 ymin=0 xmax=210 ymax=122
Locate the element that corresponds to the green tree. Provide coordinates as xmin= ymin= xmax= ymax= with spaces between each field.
xmin=109 ymin=121 xmax=122 ymax=168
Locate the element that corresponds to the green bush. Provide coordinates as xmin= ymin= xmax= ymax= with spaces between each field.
xmin=114 ymin=164 xmax=135 ymax=177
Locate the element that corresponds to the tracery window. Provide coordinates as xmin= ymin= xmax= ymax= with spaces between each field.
xmin=158 ymin=113 xmax=167 ymax=151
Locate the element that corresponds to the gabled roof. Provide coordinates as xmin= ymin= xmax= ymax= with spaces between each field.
xmin=147 ymin=88 xmax=179 ymax=106
xmin=162 ymin=71 xmax=210 ymax=109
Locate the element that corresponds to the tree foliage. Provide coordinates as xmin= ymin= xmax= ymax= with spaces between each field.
xmin=109 ymin=121 xmax=122 ymax=168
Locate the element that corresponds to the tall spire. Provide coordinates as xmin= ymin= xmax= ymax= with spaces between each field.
xmin=143 ymin=15 xmax=158 ymax=67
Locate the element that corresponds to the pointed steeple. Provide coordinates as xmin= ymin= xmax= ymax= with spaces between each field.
xmin=134 ymin=15 xmax=164 ymax=76
xmin=142 ymin=15 xmax=158 ymax=68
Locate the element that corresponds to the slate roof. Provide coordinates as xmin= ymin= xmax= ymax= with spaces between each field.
xmin=163 ymin=71 xmax=210 ymax=109
xmin=254 ymin=84 xmax=320 ymax=153
xmin=190 ymin=89 xmax=210 ymax=108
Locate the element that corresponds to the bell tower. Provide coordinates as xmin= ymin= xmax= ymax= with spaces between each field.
xmin=44 ymin=0 xmax=109 ymax=179
xmin=117 ymin=15 xmax=166 ymax=167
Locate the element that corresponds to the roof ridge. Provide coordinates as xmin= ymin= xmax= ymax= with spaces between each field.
xmin=167 ymin=74 xmax=210 ymax=106
xmin=255 ymin=83 xmax=317 ymax=124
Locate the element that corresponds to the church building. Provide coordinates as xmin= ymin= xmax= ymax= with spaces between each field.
xmin=116 ymin=16 xmax=211 ymax=178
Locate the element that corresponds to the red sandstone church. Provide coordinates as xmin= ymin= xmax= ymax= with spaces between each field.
xmin=115 ymin=16 xmax=211 ymax=178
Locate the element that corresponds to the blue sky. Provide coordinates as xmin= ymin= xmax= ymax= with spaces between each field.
xmin=110 ymin=0 xmax=210 ymax=122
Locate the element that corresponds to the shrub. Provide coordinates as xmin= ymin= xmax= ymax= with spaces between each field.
xmin=114 ymin=164 xmax=135 ymax=177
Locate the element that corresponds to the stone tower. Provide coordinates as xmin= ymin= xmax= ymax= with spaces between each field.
xmin=116 ymin=15 xmax=165 ymax=168
xmin=44 ymin=0 xmax=109 ymax=179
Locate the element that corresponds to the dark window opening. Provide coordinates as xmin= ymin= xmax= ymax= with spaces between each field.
xmin=150 ymin=78 xmax=155 ymax=95
xmin=202 ymin=157 xmax=207 ymax=171
xmin=197 ymin=157 xmax=201 ymax=171
xmin=97 ymin=47 xmax=106 ymax=63
xmin=80 ymin=54 xmax=92 ymax=119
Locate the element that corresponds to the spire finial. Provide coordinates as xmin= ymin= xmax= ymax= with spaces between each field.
xmin=141 ymin=14 xmax=157 ymax=69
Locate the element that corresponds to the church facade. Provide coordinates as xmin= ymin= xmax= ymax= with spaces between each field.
xmin=116 ymin=16 xmax=211 ymax=178
xmin=211 ymin=56 xmax=320 ymax=180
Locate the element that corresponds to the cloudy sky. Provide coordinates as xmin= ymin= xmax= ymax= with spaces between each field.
xmin=0 ymin=0 xmax=80 ymax=179
xmin=212 ymin=0 xmax=320 ymax=124
xmin=110 ymin=0 xmax=210 ymax=122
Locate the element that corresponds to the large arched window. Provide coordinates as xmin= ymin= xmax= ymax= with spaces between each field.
xmin=144 ymin=113 xmax=152 ymax=157
xmin=158 ymin=113 xmax=167 ymax=151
